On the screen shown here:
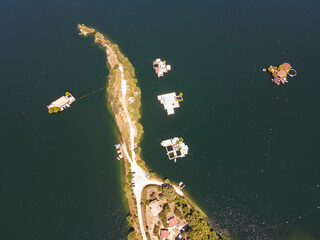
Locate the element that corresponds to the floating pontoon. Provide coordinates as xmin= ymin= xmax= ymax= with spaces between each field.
xmin=268 ymin=63 xmax=297 ymax=85
xmin=153 ymin=58 xmax=171 ymax=77
xmin=47 ymin=92 xmax=76 ymax=113
xmin=161 ymin=137 xmax=189 ymax=162
xmin=157 ymin=92 xmax=183 ymax=115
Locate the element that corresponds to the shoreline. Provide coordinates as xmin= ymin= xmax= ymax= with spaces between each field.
xmin=78 ymin=24 xmax=227 ymax=240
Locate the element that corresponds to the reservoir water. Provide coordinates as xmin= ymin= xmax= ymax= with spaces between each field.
xmin=1 ymin=0 xmax=319 ymax=239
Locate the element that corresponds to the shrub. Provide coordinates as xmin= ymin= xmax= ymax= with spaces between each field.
xmin=182 ymin=204 xmax=190 ymax=216
xmin=124 ymin=183 xmax=130 ymax=192
xmin=127 ymin=230 xmax=137 ymax=240
xmin=149 ymin=192 xmax=156 ymax=201
xmin=161 ymin=185 xmax=177 ymax=202
xmin=163 ymin=204 xmax=170 ymax=214
xmin=126 ymin=214 xmax=133 ymax=226
xmin=174 ymin=207 xmax=183 ymax=219
xmin=153 ymin=224 xmax=160 ymax=236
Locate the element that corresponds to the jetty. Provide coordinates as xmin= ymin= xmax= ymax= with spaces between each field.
xmin=157 ymin=92 xmax=183 ymax=115
xmin=268 ymin=63 xmax=297 ymax=85
xmin=161 ymin=137 xmax=189 ymax=162
xmin=47 ymin=92 xmax=75 ymax=114
xmin=153 ymin=58 xmax=171 ymax=77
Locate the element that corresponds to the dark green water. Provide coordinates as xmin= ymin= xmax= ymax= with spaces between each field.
xmin=1 ymin=0 xmax=319 ymax=239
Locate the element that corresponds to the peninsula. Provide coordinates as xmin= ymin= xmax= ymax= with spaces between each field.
xmin=78 ymin=24 xmax=224 ymax=240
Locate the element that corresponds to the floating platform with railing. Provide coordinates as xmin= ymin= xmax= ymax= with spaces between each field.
xmin=47 ymin=92 xmax=76 ymax=114
xmin=161 ymin=137 xmax=189 ymax=162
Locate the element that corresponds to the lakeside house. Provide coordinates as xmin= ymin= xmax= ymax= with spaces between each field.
xmin=168 ymin=216 xmax=178 ymax=228
xmin=47 ymin=92 xmax=75 ymax=113
xmin=161 ymin=137 xmax=189 ymax=162
xmin=153 ymin=58 xmax=171 ymax=77
xmin=157 ymin=92 xmax=183 ymax=115
xmin=160 ymin=229 xmax=169 ymax=239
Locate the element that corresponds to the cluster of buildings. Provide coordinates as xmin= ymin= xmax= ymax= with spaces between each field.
xmin=160 ymin=217 xmax=186 ymax=240
xmin=153 ymin=58 xmax=171 ymax=78
xmin=268 ymin=63 xmax=297 ymax=85
xmin=148 ymin=199 xmax=185 ymax=239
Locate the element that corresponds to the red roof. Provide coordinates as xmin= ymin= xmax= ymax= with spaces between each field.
xmin=282 ymin=63 xmax=291 ymax=71
xmin=160 ymin=229 xmax=169 ymax=239
xmin=277 ymin=70 xmax=287 ymax=78
xmin=168 ymin=216 xmax=178 ymax=227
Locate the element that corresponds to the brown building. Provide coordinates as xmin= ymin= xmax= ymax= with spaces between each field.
xmin=168 ymin=216 xmax=178 ymax=228
xmin=277 ymin=70 xmax=287 ymax=79
xmin=160 ymin=229 xmax=169 ymax=239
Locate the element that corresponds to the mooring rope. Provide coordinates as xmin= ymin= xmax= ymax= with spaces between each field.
xmin=77 ymin=86 xmax=106 ymax=100
xmin=256 ymin=205 xmax=319 ymax=233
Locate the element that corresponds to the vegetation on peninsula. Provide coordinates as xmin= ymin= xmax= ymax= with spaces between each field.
xmin=78 ymin=23 xmax=225 ymax=240
xmin=141 ymin=185 xmax=221 ymax=240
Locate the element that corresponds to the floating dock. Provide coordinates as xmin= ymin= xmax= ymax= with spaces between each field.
xmin=47 ymin=92 xmax=75 ymax=113
xmin=157 ymin=92 xmax=183 ymax=115
xmin=268 ymin=63 xmax=297 ymax=85
xmin=153 ymin=58 xmax=171 ymax=78
xmin=161 ymin=137 xmax=189 ymax=162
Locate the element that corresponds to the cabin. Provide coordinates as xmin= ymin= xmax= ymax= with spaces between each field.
xmin=160 ymin=229 xmax=169 ymax=239
xmin=168 ymin=216 xmax=178 ymax=228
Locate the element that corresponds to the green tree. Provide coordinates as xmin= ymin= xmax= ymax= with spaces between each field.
xmin=174 ymin=207 xmax=183 ymax=219
xmin=124 ymin=183 xmax=130 ymax=192
xmin=150 ymin=192 xmax=156 ymax=201
xmin=153 ymin=224 xmax=160 ymax=236
xmin=162 ymin=185 xmax=177 ymax=202
xmin=126 ymin=214 xmax=133 ymax=226
xmin=163 ymin=203 xmax=170 ymax=214
xmin=48 ymin=108 xmax=54 ymax=114
xmin=127 ymin=230 xmax=137 ymax=240
xmin=182 ymin=204 xmax=190 ymax=216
